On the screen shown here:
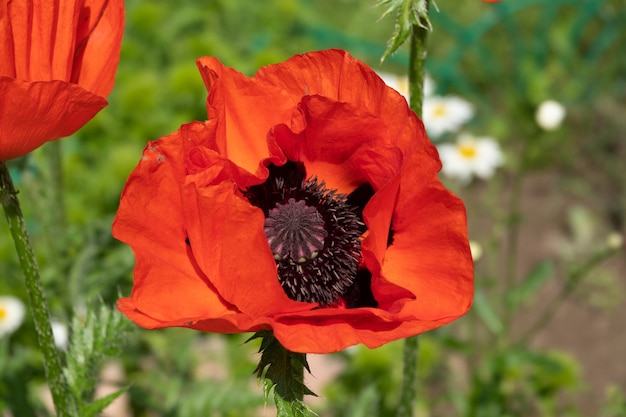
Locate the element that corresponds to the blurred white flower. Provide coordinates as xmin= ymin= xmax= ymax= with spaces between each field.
xmin=51 ymin=320 xmax=69 ymax=350
xmin=535 ymin=100 xmax=566 ymax=131
xmin=378 ymin=72 xmax=435 ymax=101
xmin=0 ymin=296 xmax=26 ymax=337
xmin=606 ymin=232 xmax=623 ymax=250
xmin=469 ymin=240 xmax=483 ymax=261
xmin=423 ymin=95 xmax=474 ymax=138
xmin=438 ymin=134 xmax=504 ymax=183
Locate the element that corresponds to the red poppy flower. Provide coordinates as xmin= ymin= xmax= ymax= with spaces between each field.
xmin=114 ymin=49 xmax=473 ymax=354
xmin=0 ymin=0 xmax=125 ymax=161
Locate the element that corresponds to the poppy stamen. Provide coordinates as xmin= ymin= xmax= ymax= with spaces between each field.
xmin=245 ymin=162 xmax=365 ymax=306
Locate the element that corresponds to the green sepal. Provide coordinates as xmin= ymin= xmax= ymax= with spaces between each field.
xmin=248 ymin=331 xmax=317 ymax=416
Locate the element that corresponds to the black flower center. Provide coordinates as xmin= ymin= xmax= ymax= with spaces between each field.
xmin=245 ymin=161 xmax=370 ymax=307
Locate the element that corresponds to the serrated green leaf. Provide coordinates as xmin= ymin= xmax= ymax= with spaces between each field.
xmin=274 ymin=392 xmax=318 ymax=417
xmin=81 ymin=388 xmax=127 ymax=417
xmin=378 ymin=0 xmax=431 ymax=62
xmin=63 ymin=302 xmax=129 ymax=411
xmin=473 ymin=288 xmax=503 ymax=335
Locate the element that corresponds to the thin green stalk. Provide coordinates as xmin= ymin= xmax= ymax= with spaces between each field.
xmin=0 ymin=161 xmax=75 ymax=417
xmin=501 ymin=164 xmax=524 ymax=334
xmin=47 ymin=141 xmax=66 ymax=234
xmin=398 ymin=3 xmax=430 ymax=416
xmin=398 ymin=335 xmax=420 ymax=417
xmin=408 ymin=16 xmax=429 ymax=118
xmin=517 ymin=246 xmax=618 ymax=345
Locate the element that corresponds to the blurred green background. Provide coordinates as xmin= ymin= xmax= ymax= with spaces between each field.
xmin=1 ymin=0 xmax=625 ymax=416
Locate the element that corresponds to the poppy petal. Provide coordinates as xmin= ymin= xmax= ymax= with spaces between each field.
xmin=72 ymin=0 xmax=125 ymax=96
xmin=256 ymin=49 xmax=415 ymax=143
xmin=113 ymin=127 xmax=235 ymax=322
xmin=272 ymin=312 xmax=447 ymax=354
xmin=117 ymin=298 xmax=270 ymax=335
xmin=1 ymin=0 xmax=78 ymax=80
xmin=382 ymin=177 xmax=473 ymax=321
xmin=273 ymin=95 xmax=402 ymax=194
xmin=0 ymin=77 xmax=105 ymax=161
xmin=196 ymin=57 xmax=296 ymax=176
xmin=1 ymin=0 xmax=124 ymax=96
xmin=181 ymin=178 xmax=314 ymax=317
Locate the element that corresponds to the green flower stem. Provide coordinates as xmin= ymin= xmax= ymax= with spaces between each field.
xmin=517 ymin=245 xmax=619 ymax=345
xmin=398 ymin=3 xmax=430 ymax=417
xmin=408 ymin=4 xmax=430 ymax=118
xmin=46 ymin=141 xmax=67 ymax=262
xmin=398 ymin=335 xmax=419 ymax=417
xmin=0 ymin=161 xmax=75 ymax=417
xmin=501 ymin=164 xmax=524 ymax=334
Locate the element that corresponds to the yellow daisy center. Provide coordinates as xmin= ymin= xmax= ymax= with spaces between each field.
xmin=458 ymin=143 xmax=477 ymax=159
xmin=433 ymin=104 xmax=447 ymax=117
xmin=0 ymin=306 xmax=6 ymax=321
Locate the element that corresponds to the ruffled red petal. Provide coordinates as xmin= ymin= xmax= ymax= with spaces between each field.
xmin=181 ymin=178 xmax=312 ymax=317
xmin=113 ymin=125 xmax=236 ymax=323
xmin=196 ymin=57 xmax=295 ymax=177
xmin=382 ymin=177 xmax=473 ymax=321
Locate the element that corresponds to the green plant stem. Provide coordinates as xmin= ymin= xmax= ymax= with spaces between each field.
xmin=398 ymin=4 xmax=430 ymax=416
xmin=501 ymin=165 xmax=524 ymax=334
xmin=408 ymin=11 xmax=430 ymax=118
xmin=0 ymin=161 xmax=75 ymax=417
xmin=517 ymin=246 xmax=618 ymax=345
xmin=398 ymin=335 xmax=419 ymax=417
xmin=47 ymin=141 xmax=66 ymax=233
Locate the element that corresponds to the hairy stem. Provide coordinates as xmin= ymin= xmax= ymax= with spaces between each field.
xmin=0 ymin=161 xmax=75 ymax=417
xmin=398 ymin=2 xmax=430 ymax=416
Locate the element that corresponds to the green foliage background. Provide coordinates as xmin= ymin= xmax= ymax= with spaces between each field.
xmin=1 ymin=0 xmax=625 ymax=416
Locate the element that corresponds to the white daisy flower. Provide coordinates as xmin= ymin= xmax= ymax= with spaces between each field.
xmin=51 ymin=320 xmax=69 ymax=350
xmin=535 ymin=100 xmax=566 ymax=131
xmin=0 ymin=296 xmax=26 ymax=337
xmin=423 ymin=95 xmax=474 ymax=139
xmin=379 ymin=72 xmax=435 ymax=101
xmin=438 ymin=134 xmax=504 ymax=183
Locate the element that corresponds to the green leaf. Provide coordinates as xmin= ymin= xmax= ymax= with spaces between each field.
xmin=473 ymin=288 xmax=503 ymax=335
xmin=507 ymin=260 xmax=554 ymax=310
xmin=378 ymin=0 xmax=431 ymax=62
xmin=273 ymin=386 xmax=318 ymax=417
xmin=81 ymin=388 xmax=127 ymax=417
xmin=63 ymin=302 xmax=130 ymax=411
